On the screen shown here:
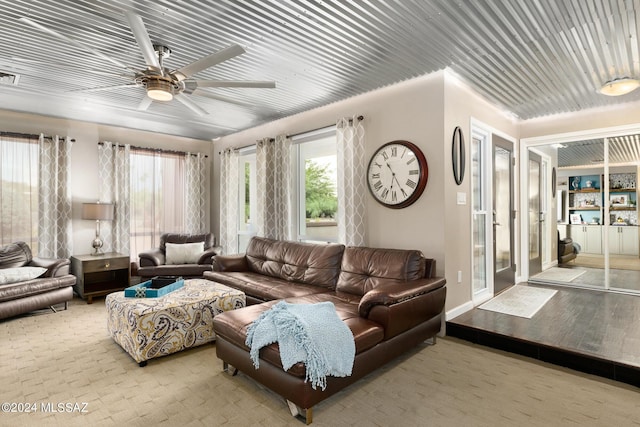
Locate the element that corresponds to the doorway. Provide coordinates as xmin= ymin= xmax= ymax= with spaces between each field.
xmin=471 ymin=123 xmax=516 ymax=304
xmin=523 ymin=127 xmax=640 ymax=297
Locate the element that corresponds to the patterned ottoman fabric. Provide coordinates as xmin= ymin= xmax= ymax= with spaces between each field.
xmin=106 ymin=279 xmax=245 ymax=364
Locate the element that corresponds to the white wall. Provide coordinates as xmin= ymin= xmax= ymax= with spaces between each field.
xmin=0 ymin=110 xmax=214 ymax=255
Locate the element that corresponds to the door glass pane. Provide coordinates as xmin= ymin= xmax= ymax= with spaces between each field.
xmin=471 ymin=136 xmax=487 ymax=294
xmin=494 ymin=146 xmax=511 ymax=271
xmin=529 ymin=159 xmax=540 ymax=261
xmin=473 ymin=213 xmax=487 ymax=293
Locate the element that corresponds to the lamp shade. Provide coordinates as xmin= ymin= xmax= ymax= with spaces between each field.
xmin=82 ymin=203 xmax=114 ymax=221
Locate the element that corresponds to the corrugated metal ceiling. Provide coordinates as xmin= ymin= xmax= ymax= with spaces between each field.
xmin=1 ymin=0 xmax=640 ymax=140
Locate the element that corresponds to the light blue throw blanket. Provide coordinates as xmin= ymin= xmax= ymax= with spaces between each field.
xmin=246 ymin=301 xmax=355 ymax=390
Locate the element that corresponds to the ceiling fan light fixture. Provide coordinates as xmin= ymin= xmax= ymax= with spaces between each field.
xmin=599 ymin=77 xmax=640 ymax=96
xmin=146 ymin=77 xmax=174 ymax=101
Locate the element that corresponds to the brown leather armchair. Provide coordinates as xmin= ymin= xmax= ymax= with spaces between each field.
xmin=558 ymin=231 xmax=578 ymax=264
xmin=134 ymin=233 xmax=222 ymax=279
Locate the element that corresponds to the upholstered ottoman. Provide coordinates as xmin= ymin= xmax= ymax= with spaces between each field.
xmin=106 ymin=279 xmax=245 ymax=366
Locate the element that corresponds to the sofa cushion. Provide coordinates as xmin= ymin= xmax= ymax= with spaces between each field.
xmin=0 ymin=267 xmax=47 ymax=285
xmin=205 ymin=271 xmax=330 ymax=302
xmin=0 ymin=242 xmax=33 ymax=269
xmin=337 ymin=247 xmax=426 ymax=296
xmin=165 ymin=242 xmax=204 ymax=264
xmin=245 ymin=237 xmax=345 ymax=289
xmin=0 ymin=274 xmax=77 ymax=303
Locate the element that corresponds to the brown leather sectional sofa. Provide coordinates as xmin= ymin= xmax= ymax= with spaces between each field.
xmin=207 ymin=237 xmax=446 ymax=424
xmin=0 ymin=241 xmax=76 ymax=320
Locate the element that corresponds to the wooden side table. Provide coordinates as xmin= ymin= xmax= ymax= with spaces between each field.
xmin=71 ymin=253 xmax=130 ymax=304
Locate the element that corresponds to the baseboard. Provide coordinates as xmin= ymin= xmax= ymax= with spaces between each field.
xmin=445 ymin=300 xmax=474 ymax=321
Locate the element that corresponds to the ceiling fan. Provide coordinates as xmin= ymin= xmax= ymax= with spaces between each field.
xmin=18 ymin=11 xmax=276 ymax=116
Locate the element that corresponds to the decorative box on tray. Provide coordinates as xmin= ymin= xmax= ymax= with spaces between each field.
xmin=125 ymin=276 xmax=185 ymax=298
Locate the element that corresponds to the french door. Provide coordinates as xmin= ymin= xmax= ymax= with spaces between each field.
xmin=471 ymin=124 xmax=516 ymax=303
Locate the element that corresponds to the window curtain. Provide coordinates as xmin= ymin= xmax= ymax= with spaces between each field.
xmin=219 ymin=148 xmax=239 ymax=254
xmin=185 ymin=152 xmax=207 ymax=234
xmin=0 ymin=135 xmax=39 ymax=250
xmin=256 ymin=135 xmax=293 ymax=240
xmin=336 ymin=116 xmax=367 ymax=246
xmin=98 ymin=142 xmax=131 ymax=255
xmin=38 ymin=135 xmax=73 ymax=258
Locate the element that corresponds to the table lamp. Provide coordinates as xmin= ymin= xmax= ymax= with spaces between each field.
xmin=82 ymin=202 xmax=114 ymax=255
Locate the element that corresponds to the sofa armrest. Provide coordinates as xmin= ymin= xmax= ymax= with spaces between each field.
xmin=139 ymin=249 xmax=165 ymax=267
xmin=29 ymin=257 xmax=70 ymax=277
xmin=197 ymin=247 xmax=221 ymax=265
xmin=212 ymin=254 xmax=249 ymax=272
xmin=358 ymin=277 xmax=446 ymax=318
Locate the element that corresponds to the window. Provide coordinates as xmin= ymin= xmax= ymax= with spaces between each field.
xmin=237 ymin=149 xmax=257 ymax=253
xmin=294 ymin=130 xmax=338 ymax=243
xmin=234 ymin=129 xmax=338 ymax=249
xmin=0 ymin=135 xmax=39 ymax=250
xmin=129 ymin=149 xmax=186 ymax=259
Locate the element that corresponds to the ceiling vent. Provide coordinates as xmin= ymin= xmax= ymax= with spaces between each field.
xmin=0 ymin=72 xmax=20 ymax=86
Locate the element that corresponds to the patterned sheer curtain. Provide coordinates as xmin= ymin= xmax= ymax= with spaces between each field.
xmin=256 ymin=135 xmax=293 ymax=240
xmin=336 ymin=116 xmax=367 ymax=246
xmin=185 ymin=152 xmax=207 ymax=234
xmin=219 ymin=148 xmax=239 ymax=255
xmin=98 ymin=142 xmax=131 ymax=255
xmin=38 ymin=135 xmax=73 ymax=258
xmin=0 ymin=134 xmax=39 ymax=250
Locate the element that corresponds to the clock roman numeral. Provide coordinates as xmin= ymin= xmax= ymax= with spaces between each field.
xmin=392 ymin=190 xmax=397 ymax=202
xmin=382 ymin=151 xmax=389 ymax=161
xmin=409 ymin=169 xmax=419 ymax=175
xmin=406 ymin=179 xmax=417 ymax=189
xmin=373 ymin=181 xmax=383 ymax=191
xmin=401 ymin=188 xmax=408 ymax=198
xmin=391 ymin=146 xmax=397 ymax=157
xmin=406 ymin=157 xmax=416 ymax=165
xmin=371 ymin=173 xmax=380 ymax=179
xmin=381 ymin=188 xmax=389 ymax=199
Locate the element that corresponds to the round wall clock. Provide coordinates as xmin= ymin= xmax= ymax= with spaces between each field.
xmin=367 ymin=140 xmax=428 ymax=209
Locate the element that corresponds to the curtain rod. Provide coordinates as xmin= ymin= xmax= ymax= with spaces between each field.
xmin=0 ymin=131 xmax=75 ymax=142
xmin=287 ymin=115 xmax=364 ymax=139
xmin=98 ymin=141 xmax=208 ymax=158
xmin=218 ymin=115 xmax=365 ymax=155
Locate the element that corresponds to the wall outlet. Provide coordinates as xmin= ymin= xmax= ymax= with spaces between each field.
xmin=457 ymin=270 xmax=462 ymax=283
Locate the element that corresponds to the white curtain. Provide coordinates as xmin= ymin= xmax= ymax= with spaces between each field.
xmin=38 ymin=135 xmax=73 ymax=258
xmin=185 ymin=152 xmax=207 ymax=234
xmin=98 ymin=142 xmax=131 ymax=255
xmin=336 ymin=116 xmax=367 ymax=246
xmin=0 ymin=134 xmax=39 ymax=250
xmin=219 ymin=149 xmax=239 ymax=254
xmin=256 ymin=135 xmax=293 ymax=240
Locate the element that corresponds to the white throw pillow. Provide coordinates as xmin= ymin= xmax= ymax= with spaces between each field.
xmin=0 ymin=266 xmax=48 ymax=285
xmin=165 ymin=242 xmax=204 ymax=265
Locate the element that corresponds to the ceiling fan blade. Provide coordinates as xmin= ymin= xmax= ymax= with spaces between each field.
xmin=123 ymin=11 xmax=161 ymax=71
xmin=137 ymin=96 xmax=153 ymax=111
xmin=69 ymin=83 xmax=140 ymax=93
xmin=19 ymin=17 xmax=128 ymax=69
xmin=174 ymin=94 xmax=208 ymax=116
xmin=194 ymin=80 xmax=276 ymax=88
xmin=173 ymin=44 xmax=246 ymax=81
